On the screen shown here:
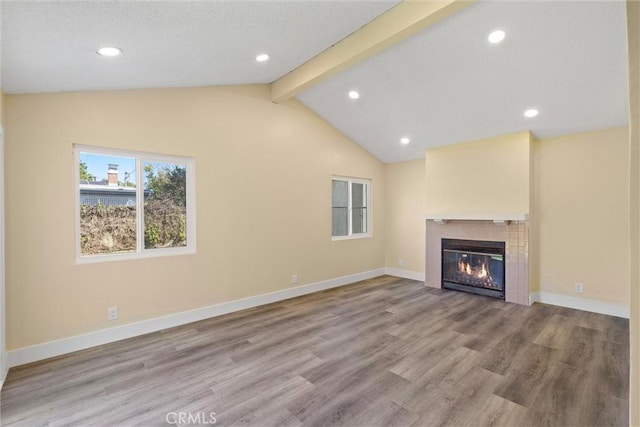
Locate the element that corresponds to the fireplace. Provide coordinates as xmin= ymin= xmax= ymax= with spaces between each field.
xmin=441 ymin=238 xmax=505 ymax=299
xmin=426 ymin=218 xmax=528 ymax=305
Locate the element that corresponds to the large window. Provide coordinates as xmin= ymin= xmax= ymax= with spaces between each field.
xmin=75 ymin=145 xmax=195 ymax=262
xmin=332 ymin=177 xmax=371 ymax=240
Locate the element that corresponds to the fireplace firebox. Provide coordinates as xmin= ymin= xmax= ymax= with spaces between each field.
xmin=441 ymin=238 xmax=505 ymax=299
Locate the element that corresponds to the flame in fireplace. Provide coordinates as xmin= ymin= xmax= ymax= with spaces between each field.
xmin=478 ymin=262 xmax=488 ymax=279
xmin=458 ymin=259 xmax=490 ymax=280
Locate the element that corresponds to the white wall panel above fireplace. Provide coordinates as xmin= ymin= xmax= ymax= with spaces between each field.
xmin=424 ymin=132 xmax=531 ymax=218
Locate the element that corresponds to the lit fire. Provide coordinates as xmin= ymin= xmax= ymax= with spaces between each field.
xmin=458 ymin=259 xmax=489 ymax=280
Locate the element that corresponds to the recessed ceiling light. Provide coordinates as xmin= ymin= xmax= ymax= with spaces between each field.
xmin=348 ymin=90 xmax=360 ymax=100
xmin=256 ymin=54 xmax=270 ymax=62
xmin=524 ymin=109 xmax=539 ymax=118
xmin=400 ymin=137 xmax=410 ymax=145
xmin=488 ymin=30 xmax=506 ymax=44
xmin=96 ymin=47 xmax=122 ymax=57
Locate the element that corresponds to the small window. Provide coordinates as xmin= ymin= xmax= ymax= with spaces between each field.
xmin=75 ymin=145 xmax=196 ymax=263
xmin=332 ymin=177 xmax=371 ymax=240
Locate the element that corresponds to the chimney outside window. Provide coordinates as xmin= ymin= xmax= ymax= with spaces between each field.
xmin=107 ymin=164 xmax=118 ymax=187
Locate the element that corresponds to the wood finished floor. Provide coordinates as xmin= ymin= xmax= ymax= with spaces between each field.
xmin=1 ymin=276 xmax=630 ymax=427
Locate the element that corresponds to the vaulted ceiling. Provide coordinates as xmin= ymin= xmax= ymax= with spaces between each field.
xmin=0 ymin=0 xmax=630 ymax=163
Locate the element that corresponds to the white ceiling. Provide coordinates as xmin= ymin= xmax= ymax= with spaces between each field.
xmin=0 ymin=0 xmax=398 ymax=93
xmin=297 ymin=0 xmax=630 ymax=163
xmin=0 ymin=1 xmax=631 ymax=164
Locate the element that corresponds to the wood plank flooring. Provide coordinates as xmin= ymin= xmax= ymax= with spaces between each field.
xmin=0 ymin=276 xmax=629 ymax=426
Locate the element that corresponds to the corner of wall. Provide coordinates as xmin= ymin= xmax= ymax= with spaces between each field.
xmin=1 ymin=351 xmax=8 ymax=387
xmin=382 ymin=159 xmax=426 ymax=275
xmin=529 ymin=135 xmax=539 ymax=293
xmin=626 ymin=0 xmax=640 ymax=424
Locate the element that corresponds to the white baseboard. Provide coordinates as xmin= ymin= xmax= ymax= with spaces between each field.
xmin=8 ymin=268 xmax=385 ymax=368
xmin=529 ymin=291 xmax=629 ymax=318
xmin=384 ymin=268 xmax=425 ymax=282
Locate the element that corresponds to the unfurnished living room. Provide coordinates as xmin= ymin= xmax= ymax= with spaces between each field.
xmin=0 ymin=0 xmax=638 ymax=426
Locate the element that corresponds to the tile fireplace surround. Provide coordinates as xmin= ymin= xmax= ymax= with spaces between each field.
xmin=425 ymin=215 xmax=530 ymax=305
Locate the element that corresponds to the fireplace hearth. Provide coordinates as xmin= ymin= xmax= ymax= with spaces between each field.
xmin=441 ymin=238 xmax=505 ymax=299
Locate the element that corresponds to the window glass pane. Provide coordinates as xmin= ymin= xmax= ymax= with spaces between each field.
xmin=332 ymin=208 xmax=348 ymax=236
xmin=352 ymin=182 xmax=366 ymax=208
xmin=351 ymin=182 xmax=367 ymax=234
xmin=332 ymin=180 xmax=348 ymax=207
xmin=352 ymin=207 xmax=367 ymax=234
xmin=79 ymin=153 xmax=137 ymax=255
xmin=332 ymin=180 xmax=349 ymax=236
xmin=143 ymin=161 xmax=187 ymax=249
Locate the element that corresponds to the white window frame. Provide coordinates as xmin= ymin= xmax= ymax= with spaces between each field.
xmin=331 ymin=176 xmax=372 ymax=241
xmin=74 ymin=144 xmax=196 ymax=264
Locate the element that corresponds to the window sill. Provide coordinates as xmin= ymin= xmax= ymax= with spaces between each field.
xmin=76 ymin=247 xmax=196 ymax=264
xmin=332 ymin=233 xmax=372 ymax=241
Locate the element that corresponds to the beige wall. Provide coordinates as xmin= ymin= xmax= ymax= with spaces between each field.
xmin=627 ymin=0 xmax=640 ymax=423
xmin=424 ymin=131 xmax=531 ymax=216
xmin=4 ymin=85 xmax=385 ymax=350
xmin=388 ymin=127 xmax=629 ymax=307
xmin=384 ymin=159 xmax=425 ymax=274
xmin=533 ymin=127 xmax=629 ymax=304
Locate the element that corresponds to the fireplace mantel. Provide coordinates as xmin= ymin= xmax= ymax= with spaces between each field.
xmin=424 ymin=213 xmax=529 ymax=222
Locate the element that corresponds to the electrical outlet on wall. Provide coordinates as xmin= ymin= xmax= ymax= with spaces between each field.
xmin=292 ymin=274 xmax=299 ymax=285
xmin=575 ymin=283 xmax=584 ymax=294
xmin=107 ymin=307 xmax=118 ymax=321
xmin=398 ymin=259 xmax=404 ymax=267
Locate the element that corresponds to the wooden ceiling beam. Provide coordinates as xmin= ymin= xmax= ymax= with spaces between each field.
xmin=270 ymin=0 xmax=475 ymax=103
